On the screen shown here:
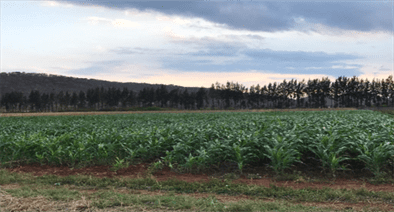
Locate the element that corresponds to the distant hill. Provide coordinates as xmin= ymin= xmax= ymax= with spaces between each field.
xmin=0 ymin=72 xmax=209 ymax=97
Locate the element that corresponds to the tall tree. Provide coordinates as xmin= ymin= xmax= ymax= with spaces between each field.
xmin=208 ymin=84 xmax=219 ymax=109
xmin=381 ymin=78 xmax=390 ymax=106
xmin=370 ymin=79 xmax=379 ymax=107
xmin=57 ymin=91 xmax=65 ymax=111
xmin=147 ymin=87 xmax=156 ymax=107
xmin=260 ymin=85 xmax=269 ymax=108
xmin=181 ymin=89 xmax=190 ymax=109
xmin=168 ymin=88 xmax=180 ymax=109
xmin=387 ymin=75 xmax=394 ymax=106
xmin=29 ymin=90 xmax=41 ymax=112
xmin=126 ymin=90 xmax=136 ymax=107
xmin=49 ymin=92 xmax=55 ymax=112
xmin=70 ymin=91 xmax=79 ymax=111
xmin=138 ymin=88 xmax=147 ymax=107
xmin=78 ymin=91 xmax=86 ymax=109
xmin=195 ymin=87 xmax=207 ymax=109
xmin=64 ymin=91 xmax=71 ymax=111
xmin=1 ymin=93 xmax=11 ymax=112
xmin=121 ymin=87 xmax=129 ymax=108
xmin=157 ymin=85 xmax=169 ymax=108
xmin=294 ymin=79 xmax=306 ymax=108
xmin=99 ymin=87 xmax=107 ymax=109
xmin=41 ymin=93 xmax=49 ymax=112
xmin=319 ymin=77 xmax=331 ymax=108
xmin=86 ymin=89 xmax=95 ymax=109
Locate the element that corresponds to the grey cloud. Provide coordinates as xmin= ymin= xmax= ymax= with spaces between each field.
xmin=157 ymin=46 xmax=364 ymax=78
xmin=109 ymin=47 xmax=168 ymax=55
xmin=57 ymin=1 xmax=392 ymax=34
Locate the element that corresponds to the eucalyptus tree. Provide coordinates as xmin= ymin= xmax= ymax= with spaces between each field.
xmin=78 ymin=91 xmax=86 ymax=109
xmin=148 ymin=87 xmax=156 ymax=107
xmin=99 ymin=87 xmax=107 ymax=110
xmin=49 ymin=92 xmax=55 ymax=112
xmin=137 ymin=88 xmax=145 ymax=107
xmin=168 ymin=88 xmax=180 ymax=109
xmin=214 ymin=82 xmax=224 ymax=109
xmin=121 ymin=87 xmax=129 ymax=108
xmin=370 ymin=79 xmax=380 ymax=107
xmin=353 ymin=78 xmax=365 ymax=108
xmin=208 ymin=84 xmax=218 ymax=109
xmin=249 ymin=84 xmax=259 ymax=108
xmin=56 ymin=91 xmax=65 ymax=111
xmin=266 ymin=83 xmax=272 ymax=108
xmin=277 ymin=79 xmax=288 ymax=108
xmin=196 ymin=87 xmax=207 ymax=109
xmin=41 ymin=93 xmax=49 ymax=112
xmin=267 ymin=83 xmax=277 ymax=108
xmin=115 ymin=88 xmax=122 ymax=108
xmin=346 ymin=76 xmax=357 ymax=107
xmin=286 ymin=79 xmax=297 ymax=108
xmin=319 ymin=77 xmax=331 ymax=108
xmin=222 ymin=81 xmax=232 ymax=109
xmin=189 ymin=91 xmax=197 ymax=110
xmin=13 ymin=91 xmax=24 ymax=112
xmin=0 ymin=93 xmax=9 ymax=112
xmin=21 ymin=96 xmax=28 ymax=112
xmin=362 ymin=79 xmax=372 ymax=107
xmin=375 ymin=79 xmax=383 ymax=107
xmin=260 ymin=85 xmax=269 ymax=108
xmin=181 ymin=88 xmax=190 ymax=109
xmin=29 ymin=90 xmax=42 ymax=112
xmin=336 ymin=76 xmax=349 ymax=107
xmin=330 ymin=80 xmax=340 ymax=108
xmin=232 ymin=82 xmax=245 ymax=109
xmin=15 ymin=91 xmax=24 ymax=112
xmin=305 ymin=79 xmax=318 ymax=108
xmin=90 ymin=88 xmax=99 ymax=110
xmin=86 ymin=89 xmax=95 ymax=109
xmin=387 ymin=75 xmax=394 ymax=106
xmin=126 ymin=90 xmax=136 ymax=107
xmin=64 ymin=91 xmax=71 ymax=110
xmin=381 ymin=78 xmax=390 ymax=106
xmin=239 ymin=83 xmax=248 ymax=109
xmin=282 ymin=79 xmax=294 ymax=108
xmin=271 ymin=82 xmax=280 ymax=108
xmin=1 ymin=91 xmax=24 ymax=112
xmin=107 ymin=87 xmax=122 ymax=108
xmin=156 ymin=85 xmax=169 ymax=108
xmin=106 ymin=87 xmax=117 ymax=108
xmin=248 ymin=85 xmax=258 ymax=109
xmin=70 ymin=92 xmax=78 ymax=111
xmin=293 ymin=79 xmax=306 ymax=108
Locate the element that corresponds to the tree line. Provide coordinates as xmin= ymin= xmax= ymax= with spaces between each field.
xmin=1 ymin=75 xmax=393 ymax=112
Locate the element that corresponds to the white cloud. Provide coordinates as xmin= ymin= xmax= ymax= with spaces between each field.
xmin=85 ymin=16 xmax=112 ymax=25
xmin=156 ymin=15 xmax=192 ymax=26
xmin=112 ymin=19 xmax=141 ymax=28
xmin=40 ymin=1 xmax=74 ymax=8
xmin=162 ymin=26 xmax=186 ymax=41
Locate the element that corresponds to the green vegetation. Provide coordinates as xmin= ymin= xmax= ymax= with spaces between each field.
xmin=0 ymin=169 xmax=392 ymax=212
xmin=2 ymin=109 xmax=394 ymax=211
xmin=1 ymin=110 xmax=394 ymax=179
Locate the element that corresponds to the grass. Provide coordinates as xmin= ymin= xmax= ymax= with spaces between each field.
xmin=2 ymin=107 xmax=394 ymax=211
xmin=1 ymin=160 xmax=394 ymax=212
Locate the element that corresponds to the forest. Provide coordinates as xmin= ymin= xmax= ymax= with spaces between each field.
xmin=1 ymin=73 xmax=393 ymax=112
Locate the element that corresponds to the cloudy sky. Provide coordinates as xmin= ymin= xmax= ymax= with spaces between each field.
xmin=2 ymin=0 xmax=393 ymax=90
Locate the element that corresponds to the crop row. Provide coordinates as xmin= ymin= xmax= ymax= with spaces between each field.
xmin=1 ymin=110 xmax=394 ymax=177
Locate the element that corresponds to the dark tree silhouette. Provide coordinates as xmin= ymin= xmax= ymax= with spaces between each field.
xmin=29 ymin=90 xmax=41 ymax=112
xmin=70 ymin=91 xmax=79 ymax=111
xmin=195 ymin=87 xmax=207 ymax=109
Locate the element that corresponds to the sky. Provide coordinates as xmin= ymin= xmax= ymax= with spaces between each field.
xmin=2 ymin=0 xmax=394 ymax=91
